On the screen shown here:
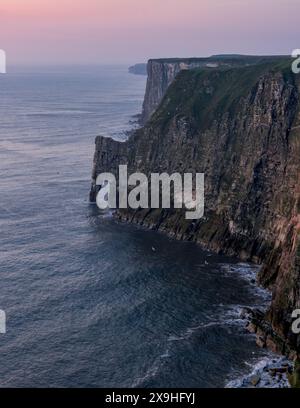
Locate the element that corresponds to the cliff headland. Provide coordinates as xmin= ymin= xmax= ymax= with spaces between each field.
xmin=91 ymin=55 xmax=300 ymax=362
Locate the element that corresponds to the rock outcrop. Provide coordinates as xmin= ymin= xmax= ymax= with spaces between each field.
xmin=90 ymin=57 xmax=300 ymax=356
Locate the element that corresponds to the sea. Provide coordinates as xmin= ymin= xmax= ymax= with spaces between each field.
xmin=0 ymin=65 xmax=273 ymax=387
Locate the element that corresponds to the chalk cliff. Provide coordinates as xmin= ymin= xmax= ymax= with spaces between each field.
xmin=90 ymin=58 xmax=300 ymax=357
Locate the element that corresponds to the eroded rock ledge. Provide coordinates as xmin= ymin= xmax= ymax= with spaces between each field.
xmin=90 ymin=58 xmax=300 ymax=356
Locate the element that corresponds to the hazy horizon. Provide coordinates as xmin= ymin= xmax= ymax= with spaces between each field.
xmin=3 ymin=53 xmax=291 ymax=71
xmin=0 ymin=0 xmax=299 ymax=65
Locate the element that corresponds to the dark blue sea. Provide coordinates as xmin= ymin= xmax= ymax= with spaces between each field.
xmin=0 ymin=65 xmax=272 ymax=388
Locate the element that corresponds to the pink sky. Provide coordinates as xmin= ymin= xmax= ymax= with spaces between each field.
xmin=0 ymin=0 xmax=299 ymax=65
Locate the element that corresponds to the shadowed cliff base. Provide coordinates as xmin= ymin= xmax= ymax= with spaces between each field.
xmin=90 ymin=57 xmax=300 ymax=360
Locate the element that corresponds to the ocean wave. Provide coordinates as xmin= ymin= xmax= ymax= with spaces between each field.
xmin=226 ymin=356 xmax=292 ymax=388
xmin=25 ymin=110 xmax=91 ymax=116
xmin=220 ymin=263 xmax=271 ymax=304
xmin=131 ymin=352 xmax=170 ymax=388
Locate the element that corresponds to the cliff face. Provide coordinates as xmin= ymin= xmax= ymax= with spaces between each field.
xmin=141 ymin=56 xmax=286 ymax=124
xmin=90 ymin=59 xmax=300 ymax=356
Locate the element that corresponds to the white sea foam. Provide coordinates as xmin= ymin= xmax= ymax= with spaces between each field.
xmin=220 ymin=262 xmax=271 ymax=305
xmin=226 ymin=356 xmax=292 ymax=388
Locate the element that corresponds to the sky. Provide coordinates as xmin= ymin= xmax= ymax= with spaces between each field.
xmin=0 ymin=0 xmax=299 ymax=65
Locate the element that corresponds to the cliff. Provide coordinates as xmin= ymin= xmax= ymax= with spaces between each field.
xmin=90 ymin=58 xmax=300 ymax=357
xmin=141 ymin=55 xmax=286 ymax=124
xmin=128 ymin=63 xmax=147 ymax=76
